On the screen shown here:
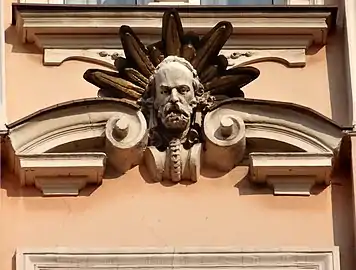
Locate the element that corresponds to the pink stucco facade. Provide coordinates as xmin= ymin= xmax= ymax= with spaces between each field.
xmin=1 ymin=1 xmax=355 ymax=270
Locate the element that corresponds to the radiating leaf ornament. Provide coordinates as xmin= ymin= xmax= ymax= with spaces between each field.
xmin=83 ymin=9 xmax=260 ymax=104
xmin=191 ymin=21 xmax=233 ymax=75
xmin=83 ymin=9 xmax=261 ymax=183
xmin=162 ymin=10 xmax=184 ymax=57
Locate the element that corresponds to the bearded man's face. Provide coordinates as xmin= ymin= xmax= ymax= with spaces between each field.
xmin=153 ymin=61 xmax=197 ymax=132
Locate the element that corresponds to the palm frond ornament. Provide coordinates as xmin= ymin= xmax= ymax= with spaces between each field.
xmin=83 ymin=9 xmax=260 ymax=182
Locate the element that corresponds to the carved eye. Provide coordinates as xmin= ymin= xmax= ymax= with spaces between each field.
xmin=161 ymin=87 xmax=170 ymax=95
xmin=178 ymin=85 xmax=190 ymax=94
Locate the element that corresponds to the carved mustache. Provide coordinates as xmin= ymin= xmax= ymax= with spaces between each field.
xmin=163 ymin=102 xmax=190 ymax=117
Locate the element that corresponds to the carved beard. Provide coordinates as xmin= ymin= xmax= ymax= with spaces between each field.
xmin=158 ymin=102 xmax=192 ymax=132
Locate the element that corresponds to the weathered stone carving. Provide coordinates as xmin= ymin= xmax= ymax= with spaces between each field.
xmin=84 ymin=9 xmax=259 ymax=182
xmin=7 ymin=97 xmax=343 ymax=195
xmin=203 ymin=106 xmax=246 ymax=172
xmin=105 ymin=112 xmax=148 ymax=174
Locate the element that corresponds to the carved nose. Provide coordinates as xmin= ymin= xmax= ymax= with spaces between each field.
xmin=170 ymin=88 xmax=179 ymax=103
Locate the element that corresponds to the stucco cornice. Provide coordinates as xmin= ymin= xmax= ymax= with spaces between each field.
xmin=11 ymin=4 xmax=337 ymax=68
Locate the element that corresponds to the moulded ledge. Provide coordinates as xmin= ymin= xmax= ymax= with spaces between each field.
xmin=15 ymin=247 xmax=340 ymax=270
xmin=43 ymin=48 xmax=307 ymax=69
xmin=12 ymin=5 xmax=335 ymax=46
xmin=249 ymin=152 xmax=333 ymax=196
xmin=17 ymin=153 xmax=106 ymax=196
xmin=11 ymin=4 xmax=336 ymax=69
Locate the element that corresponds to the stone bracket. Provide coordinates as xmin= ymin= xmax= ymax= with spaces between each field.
xmin=17 ymin=153 xmax=106 ymax=196
xmin=249 ymin=152 xmax=333 ymax=196
xmin=34 ymin=176 xmax=88 ymax=196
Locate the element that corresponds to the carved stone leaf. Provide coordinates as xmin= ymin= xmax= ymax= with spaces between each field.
xmin=162 ymin=10 xmax=184 ymax=57
xmin=120 ymin=25 xmax=155 ymax=78
xmin=191 ymin=21 xmax=233 ymax=74
xmin=83 ymin=69 xmax=144 ymax=100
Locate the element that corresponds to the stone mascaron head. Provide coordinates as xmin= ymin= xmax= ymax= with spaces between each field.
xmin=147 ymin=56 xmax=204 ymax=140
xmin=83 ymin=9 xmax=259 ymax=149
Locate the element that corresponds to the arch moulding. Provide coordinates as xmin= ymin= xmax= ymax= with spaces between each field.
xmin=3 ymin=97 xmax=345 ymax=197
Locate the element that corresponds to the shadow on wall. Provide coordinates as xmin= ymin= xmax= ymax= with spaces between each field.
xmin=324 ymin=29 xmax=352 ymax=126
xmin=0 ymin=167 xmax=98 ymax=197
xmin=1 ymin=164 xmax=328 ymax=198
xmin=331 ymin=136 xmax=355 ymax=270
xmin=331 ymin=175 xmax=355 ymax=270
xmin=5 ymin=26 xmax=42 ymax=55
xmin=235 ymin=176 xmax=328 ymax=196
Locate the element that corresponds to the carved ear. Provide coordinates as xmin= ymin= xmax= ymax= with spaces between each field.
xmin=193 ymin=79 xmax=204 ymax=97
xmin=149 ymin=77 xmax=156 ymax=98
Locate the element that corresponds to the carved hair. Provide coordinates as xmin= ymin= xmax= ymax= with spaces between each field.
xmin=155 ymin=56 xmax=197 ymax=76
xmin=145 ymin=56 xmax=204 ymax=102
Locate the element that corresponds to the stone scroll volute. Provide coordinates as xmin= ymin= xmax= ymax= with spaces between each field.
xmin=203 ymin=108 xmax=246 ymax=172
xmin=105 ymin=112 xmax=148 ymax=174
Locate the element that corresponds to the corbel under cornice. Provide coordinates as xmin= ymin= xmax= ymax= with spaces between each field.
xmin=11 ymin=4 xmax=337 ymax=68
xmin=249 ymin=152 xmax=333 ymax=196
xmin=17 ymin=153 xmax=106 ymax=196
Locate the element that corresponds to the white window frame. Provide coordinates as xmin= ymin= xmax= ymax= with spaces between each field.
xmin=286 ymin=0 xmax=324 ymax=4
xmin=19 ymin=0 xmax=325 ymax=4
xmin=16 ymin=247 xmax=340 ymax=270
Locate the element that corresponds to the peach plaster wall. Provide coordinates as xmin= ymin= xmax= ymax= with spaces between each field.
xmin=2 ymin=0 xmax=351 ymax=126
xmin=1 ymin=1 xmax=354 ymax=270
xmin=0 ymin=165 xmax=341 ymax=270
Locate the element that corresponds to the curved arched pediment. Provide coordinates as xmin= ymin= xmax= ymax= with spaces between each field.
xmin=6 ymin=97 xmax=345 ymax=196
xmin=204 ymin=98 xmax=343 ymax=154
xmin=7 ymin=98 xmax=144 ymax=154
